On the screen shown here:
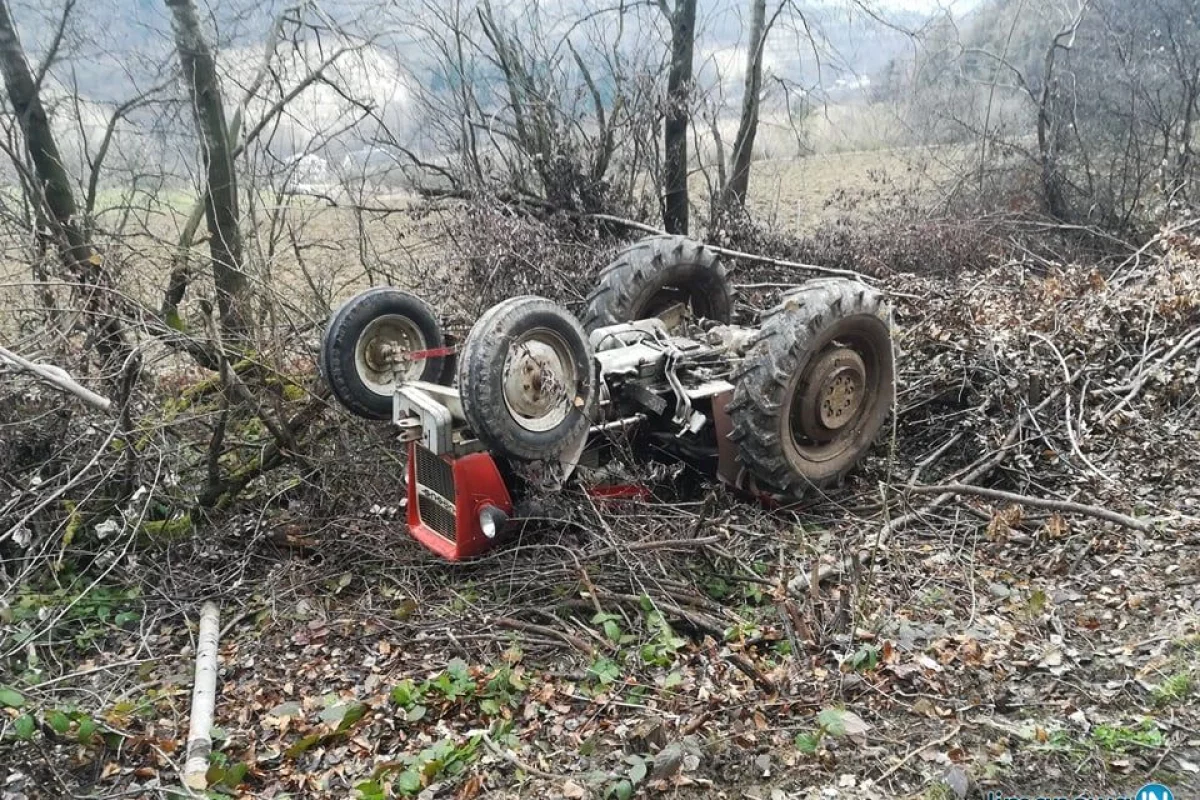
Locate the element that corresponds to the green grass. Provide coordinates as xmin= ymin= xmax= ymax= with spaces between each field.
xmin=1153 ymin=671 xmax=1194 ymax=706
xmin=1090 ymin=719 xmax=1165 ymax=752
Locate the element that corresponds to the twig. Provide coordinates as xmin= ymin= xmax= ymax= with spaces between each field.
xmin=876 ymin=724 xmax=962 ymax=784
xmin=907 ymin=431 xmax=965 ymax=486
xmin=495 ymin=616 xmax=596 ymax=657
xmin=1100 ymin=326 xmax=1200 ymax=425
xmin=583 ymin=534 xmax=721 ymax=561
xmin=32 ymin=658 xmax=165 ymax=689
xmin=726 ymin=651 xmax=777 ymax=694
xmin=911 ymin=483 xmax=1154 ymax=532
xmin=873 ymin=384 xmax=1069 ymax=546
xmin=480 ymin=732 xmax=566 ymax=780
xmin=585 ymin=213 xmax=871 ymax=280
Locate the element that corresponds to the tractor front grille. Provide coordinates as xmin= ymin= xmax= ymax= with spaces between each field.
xmin=413 ymin=444 xmax=456 ymax=540
xmin=417 ymin=495 xmax=457 ymax=539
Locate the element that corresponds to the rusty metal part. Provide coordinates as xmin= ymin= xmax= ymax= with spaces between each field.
xmin=711 ymin=390 xmax=743 ymax=489
xmin=795 ymin=347 xmax=867 ymax=442
xmin=502 ymin=328 xmax=576 ymax=433
xmin=355 ymin=314 xmax=426 ymax=390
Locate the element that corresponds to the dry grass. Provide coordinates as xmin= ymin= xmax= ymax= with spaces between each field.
xmin=0 ymin=129 xmax=967 ymax=352
xmin=693 ymin=145 xmax=965 ymax=234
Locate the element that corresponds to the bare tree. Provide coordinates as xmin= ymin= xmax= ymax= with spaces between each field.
xmin=165 ymin=0 xmax=250 ymax=339
xmin=716 ymin=0 xmax=788 ymax=212
xmin=1032 ymin=0 xmax=1090 ymax=220
xmin=662 ymin=0 xmax=697 ymax=234
xmin=913 ymin=0 xmax=1200 ymax=229
xmin=373 ymin=0 xmax=663 ymax=218
xmin=0 ymin=0 xmax=133 ymax=369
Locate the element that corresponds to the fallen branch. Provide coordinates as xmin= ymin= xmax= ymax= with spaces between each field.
xmin=184 ymin=601 xmax=221 ymax=791
xmin=726 ymin=651 xmax=777 ymax=695
xmin=873 ymin=385 xmax=1070 ymax=546
xmin=480 ymin=732 xmax=566 ymax=780
xmin=1100 ymin=326 xmax=1200 ymax=426
xmin=585 ymin=213 xmax=872 ymax=281
xmin=583 ymin=534 xmax=722 ymax=561
xmin=876 ymin=724 xmax=962 ymax=784
xmin=911 ymin=483 xmax=1154 ymax=533
xmin=495 ymin=616 xmax=595 ymax=657
xmin=0 ymin=344 xmax=113 ymax=412
xmin=875 ymin=414 xmax=1025 ymax=542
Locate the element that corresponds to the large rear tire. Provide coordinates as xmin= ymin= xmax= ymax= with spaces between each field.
xmin=728 ymin=280 xmax=894 ymax=495
xmin=458 ymin=296 xmax=596 ymax=462
xmin=582 ymin=235 xmax=732 ymax=332
xmin=321 ymin=288 xmax=448 ymax=420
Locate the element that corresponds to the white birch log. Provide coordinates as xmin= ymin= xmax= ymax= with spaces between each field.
xmin=184 ymin=601 xmax=221 ymax=790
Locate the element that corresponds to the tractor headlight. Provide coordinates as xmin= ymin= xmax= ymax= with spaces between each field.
xmin=479 ymin=505 xmax=508 ymax=539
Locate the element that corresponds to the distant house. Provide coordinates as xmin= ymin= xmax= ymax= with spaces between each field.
xmin=282 ymin=153 xmax=333 ymax=195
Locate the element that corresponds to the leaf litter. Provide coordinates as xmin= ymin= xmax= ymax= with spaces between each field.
xmin=2 ymin=231 xmax=1200 ymax=798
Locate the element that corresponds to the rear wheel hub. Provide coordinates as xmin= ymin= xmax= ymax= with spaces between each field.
xmin=796 ymin=347 xmax=867 ymax=441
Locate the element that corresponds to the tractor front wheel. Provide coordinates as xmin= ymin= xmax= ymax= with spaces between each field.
xmin=321 ymin=288 xmax=449 ymax=420
xmin=728 ymin=279 xmax=894 ymax=495
xmin=458 ymin=296 xmax=596 ymax=462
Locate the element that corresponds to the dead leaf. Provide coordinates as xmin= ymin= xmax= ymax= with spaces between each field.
xmin=1043 ymin=513 xmax=1070 ymax=539
xmin=455 ymin=774 xmax=483 ymax=799
xmin=912 ymin=698 xmax=938 ymax=718
xmin=1038 ymin=646 xmax=1064 ymax=669
xmin=987 ymin=504 xmax=1024 ymax=539
xmin=958 ymin=638 xmax=983 ymax=665
xmin=560 ymin=780 xmax=587 ymax=799
xmin=917 ymin=748 xmax=944 ymax=763
xmin=818 ymin=707 xmax=872 ymax=738
xmin=945 ymin=765 xmax=974 ymax=799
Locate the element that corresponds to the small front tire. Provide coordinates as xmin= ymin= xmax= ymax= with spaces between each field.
xmin=321 ymin=288 xmax=448 ymax=420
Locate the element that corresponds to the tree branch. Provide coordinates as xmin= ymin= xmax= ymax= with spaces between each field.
xmin=911 ymin=483 xmax=1154 ymax=533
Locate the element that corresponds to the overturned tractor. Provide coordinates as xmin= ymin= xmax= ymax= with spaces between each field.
xmin=320 ymin=235 xmax=894 ymax=560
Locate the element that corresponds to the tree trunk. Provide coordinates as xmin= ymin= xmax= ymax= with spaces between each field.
xmin=165 ymin=0 xmax=250 ymax=339
xmin=1169 ymin=72 xmax=1197 ymax=201
xmin=0 ymin=0 xmax=132 ymax=368
xmin=663 ymin=0 xmax=697 ymax=234
xmin=1036 ymin=79 xmax=1067 ymax=220
xmin=1035 ymin=3 xmax=1089 ymax=222
xmin=720 ymin=0 xmax=768 ymax=211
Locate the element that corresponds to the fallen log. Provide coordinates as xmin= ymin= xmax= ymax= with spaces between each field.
xmin=184 ymin=601 xmax=221 ymax=791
